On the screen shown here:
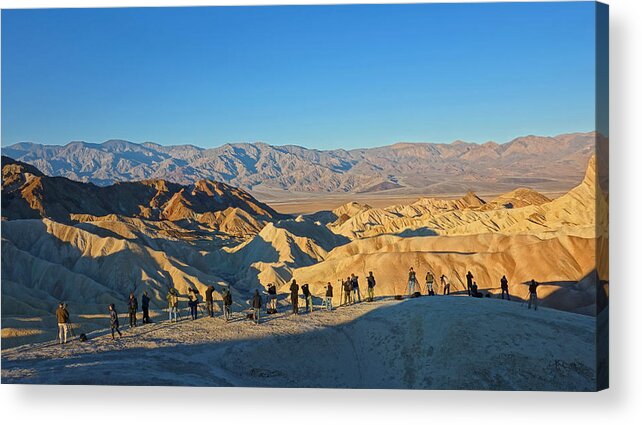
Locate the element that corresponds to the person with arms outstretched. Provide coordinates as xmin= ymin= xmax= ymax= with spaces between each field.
xmin=528 ymin=279 xmax=539 ymax=310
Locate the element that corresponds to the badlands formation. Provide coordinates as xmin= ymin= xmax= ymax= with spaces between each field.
xmin=1 ymin=153 xmax=606 ymax=354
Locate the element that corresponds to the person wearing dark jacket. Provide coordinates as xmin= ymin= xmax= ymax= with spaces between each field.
xmin=128 ymin=292 xmax=138 ymax=328
xmin=466 ymin=271 xmax=474 ymax=296
xmin=251 ymin=290 xmax=262 ymax=324
xmin=108 ymin=303 xmax=122 ymax=340
xmin=56 ymin=302 xmax=70 ymax=344
xmin=500 ymin=275 xmax=510 ymax=300
xmin=188 ymin=288 xmax=199 ymax=320
xmin=343 ymin=277 xmax=353 ymax=305
xmin=205 ymin=285 xmax=215 ymax=318
xmin=141 ymin=291 xmax=151 ymax=324
xmin=222 ymin=288 xmax=233 ymax=321
xmin=351 ymin=274 xmax=361 ymax=303
xmin=267 ymin=284 xmax=277 ymax=312
xmin=366 ymin=271 xmax=376 ymax=302
xmin=301 ymin=283 xmax=313 ymax=313
xmin=325 ymin=282 xmax=333 ymax=311
xmin=471 ymin=281 xmax=483 ymax=298
xmin=528 ymin=279 xmax=539 ymax=310
xmin=289 ymin=279 xmax=300 ymax=315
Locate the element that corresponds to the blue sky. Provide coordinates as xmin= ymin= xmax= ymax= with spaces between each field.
xmin=1 ymin=2 xmax=597 ymax=149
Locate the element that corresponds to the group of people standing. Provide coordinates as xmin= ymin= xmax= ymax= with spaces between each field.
xmin=337 ymin=271 xmax=377 ymax=306
xmin=407 ymin=268 xmax=446 ymax=296
xmin=54 ymin=269 xmax=542 ymax=344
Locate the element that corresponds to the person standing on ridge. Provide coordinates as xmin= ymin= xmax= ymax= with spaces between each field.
xmin=466 ymin=271 xmax=474 ymax=296
xmin=128 ymin=292 xmax=138 ymax=328
xmin=325 ymin=282 xmax=333 ymax=311
xmin=301 ymin=283 xmax=313 ymax=313
xmin=441 ymin=274 xmax=450 ymax=295
xmin=528 ymin=279 xmax=539 ymax=310
xmin=351 ymin=273 xmax=361 ymax=303
xmin=289 ymin=279 xmax=300 ymax=315
xmin=166 ymin=288 xmax=179 ymax=323
xmin=205 ymin=285 xmax=215 ymax=318
xmin=500 ymin=275 xmax=510 ymax=300
xmin=141 ymin=291 xmax=151 ymax=324
xmin=366 ymin=271 xmax=376 ymax=302
xmin=343 ymin=277 xmax=353 ymax=305
xmin=222 ymin=288 xmax=233 ymax=321
xmin=252 ymin=289 xmax=262 ymax=324
xmin=267 ymin=283 xmax=278 ymax=313
xmin=56 ymin=302 xmax=70 ymax=345
xmin=108 ymin=303 xmax=122 ymax=340
xmin=425 ymin=271 xmax=435 ymax=296
xmin=408 ymin=267 xmax=417 ymax=297
xmin=187 ymin=288 xmax=199 ymax=320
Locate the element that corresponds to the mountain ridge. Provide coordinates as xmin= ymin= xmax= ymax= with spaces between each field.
xmin=1 ymin=156 xmax=283 ymax=230
xmin=2 ymin=132 xmax=600 ymax=194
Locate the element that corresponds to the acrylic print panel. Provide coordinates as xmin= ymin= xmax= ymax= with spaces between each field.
xmin=0 ymin=1 xmax=608 ymax=391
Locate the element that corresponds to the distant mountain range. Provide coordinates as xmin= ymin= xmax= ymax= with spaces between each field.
xmin=2 ymin=132 xmax=599 ymax=195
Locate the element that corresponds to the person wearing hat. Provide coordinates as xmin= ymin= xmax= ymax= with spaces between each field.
xmin=55 ymin=302 xmax=70 ymax=344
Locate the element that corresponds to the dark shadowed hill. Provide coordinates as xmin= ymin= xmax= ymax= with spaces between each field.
xmin=1 ymin=156 xmax=282 ymax=224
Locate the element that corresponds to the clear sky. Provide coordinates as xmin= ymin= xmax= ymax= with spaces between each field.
xmin=1 ymin=2 xmax=597 ymax=149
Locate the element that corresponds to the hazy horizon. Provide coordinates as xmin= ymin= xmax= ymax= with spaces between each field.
xmin=2 ymin=128 xmax=597 ymax=152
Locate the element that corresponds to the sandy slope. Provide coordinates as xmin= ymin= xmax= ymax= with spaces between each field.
xmin=1 ymin=296 xmax=597 ymax=390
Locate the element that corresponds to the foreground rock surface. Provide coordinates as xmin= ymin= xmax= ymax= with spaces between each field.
xmin=2 ymin=296 xmax=597 ymax=391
